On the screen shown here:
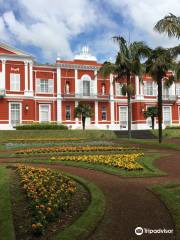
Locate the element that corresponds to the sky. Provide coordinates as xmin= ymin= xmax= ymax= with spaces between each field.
xmin=0 ymin=0 xmax=179 ymax=63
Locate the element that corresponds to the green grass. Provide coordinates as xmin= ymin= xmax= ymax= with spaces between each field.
xmin=0 ymin=166 xmax=16 ymax=240
xmin=52 ymin=173 xmax=105 ymax=240
xmin=151 ymin=183 xmax=180 ymax=239
xmin=0 ymin=130 xmax=118 ymax=143
xmin=152 ymin=129 xmax=180 ymax=139
xmin=120 ymin=138 xmax=180 ymax=151
xmin=19 ymin=153 xmax=166 ymax=177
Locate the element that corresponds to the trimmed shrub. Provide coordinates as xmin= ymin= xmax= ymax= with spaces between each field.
xmin=16 ymin=123 xmax=68 ymax=130
xmin=166 ymin=126 xmax=180 ymax=129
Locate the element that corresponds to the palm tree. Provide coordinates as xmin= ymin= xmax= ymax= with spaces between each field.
xmin=144 ymin=106 xmax=158 ymax=130
xmin=99 ymin=36 xmax=150 ymax=138
xmin=145 ymin=47 xmax=179 ymax=143
xmin=154 ymin=13 xmax=180 ymax=38
xmin=74 ymin=103 xmax=93 ymax=130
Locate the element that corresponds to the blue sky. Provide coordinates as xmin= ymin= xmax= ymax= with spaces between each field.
xmin=0 ymin=0 xmax=179 ymax=63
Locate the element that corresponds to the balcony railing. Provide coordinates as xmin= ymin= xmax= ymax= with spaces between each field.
xmin=162 ymin=95 xmax=177 ymax=102
xmin=62 ymin=92 xmax=110 ymax=99
xmin=0 ymin=89 xmax=5 ymax=98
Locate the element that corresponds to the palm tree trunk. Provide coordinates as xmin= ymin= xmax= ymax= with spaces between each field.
xmin=151 ymin=116 xmax=154 ymax=130
xmin=127 ymin=73 xmax=132 ymax=139
xmin=157 ymin=79 xmax=163 ymax=143
xmin=82 ymin=116 xmax=86 ymax=130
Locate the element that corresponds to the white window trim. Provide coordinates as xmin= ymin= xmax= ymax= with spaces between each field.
xmin=39 ymin=104 xmax=51 ymax=122
xmin=102 ymin=106 xmax=107 ymax=121
xmin=9 ymin=102 xmax=22 ymax=125
xmin=163 ymin=106 xmax=172 ymax=126
xmin=144 ymin=81 xmax=154 ymax=96
xmin=176 ymin=83 xmax=180 ymax=96
xmin=115 ymin=83 xmax=124 ymax=96
xmin=10 ymin=73 xmax=20 ymax=92
xmin=119 ymin=106 xmax=128 ymax=129
xmin=36 ymin=79 xmax=54 ymax=94
xmin=65 ymin=105 xmax=71 ymax=121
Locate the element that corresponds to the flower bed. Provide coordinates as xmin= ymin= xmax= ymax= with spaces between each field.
xmin=51 ymin=153 xmax=144 ymax=170
xmin=11 ymin=138 xmax=84 ymax=142
xmin=17 ymin=165 xmax=76 ymax=235
xmin=15 ymin=145 xmax=139 ymax=155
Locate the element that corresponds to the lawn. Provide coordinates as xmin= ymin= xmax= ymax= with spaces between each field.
xmin=151 ymin=183 xmax=180 ymax=239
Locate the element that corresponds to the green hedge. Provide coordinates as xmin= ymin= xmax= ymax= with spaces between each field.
xmin=16 ymin=123 xmax=68 ymax=130
xmin=166 ymin=126 xmax=180 ymax=129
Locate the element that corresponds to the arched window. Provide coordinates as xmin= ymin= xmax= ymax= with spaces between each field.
xmin=81 ymin=75 xmax=91 ymax=96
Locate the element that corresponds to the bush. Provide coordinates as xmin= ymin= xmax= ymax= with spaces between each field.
xmin=16 ymin=123 xmax=68 ymax=130
xmin=165 ymin=126 xmax=180 ymax=129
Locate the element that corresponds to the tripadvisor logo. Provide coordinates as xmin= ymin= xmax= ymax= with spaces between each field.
xmin=135 ymin=226 xmax=174 ymax=236
xmin=135 ymin=227 xmax=143 ymax=236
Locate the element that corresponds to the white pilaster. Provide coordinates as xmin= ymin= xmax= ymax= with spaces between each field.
xmin=110 ymin=101 xmax=114 ymax=125
xmin=140 ymin=81 xmax=144 ymax=99
xmin=24 ymin=61 xmax=28 ymax=92
xmin=135 ymin=75 xmax=139 ymax=96
xmin=110 ymin=73 xmax=114 ymax=99
xmin=94 ymin=70 xmax=97 ymax=96
xmin=57 ymin=100 xmax=62 ymax=122
xmin=57 ymin=66 xmax=61 ymax=97
xmin=1 ymin=60 xmax=6 ymax=90
xmin=29 ymin=62 xmax=33 ymax=92
xmin=75 ymin=101 xmax=79 ymax=124
xmin=95 ymin=101 xmax=98 ymax=125
xmin=171 ymin=82 xmax=176 ymax=95
xmin=75 ymin=69 xmax=78 ymax=95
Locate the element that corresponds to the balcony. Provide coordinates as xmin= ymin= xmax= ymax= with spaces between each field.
xmin=162 ymin=95 xmax=177 ymax=102
xmin=62 ymin=92 xmax=110 ymax=100
xmin=0 ymin=89 xmax=5 ymax=98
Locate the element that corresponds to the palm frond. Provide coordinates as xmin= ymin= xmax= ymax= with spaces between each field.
xmin=154 ymin=13 xmax=180 ymax=38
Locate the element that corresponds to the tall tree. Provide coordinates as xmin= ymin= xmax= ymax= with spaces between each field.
xmin=74 ymin=103 xmax=93 ymax=130
xmin=145 ymin=47 xmax=179 ymax=143
xmin=99 ymin=36 xmax=150 ymax=138
xmin=154 ymin=13 xmax=180 ymax=38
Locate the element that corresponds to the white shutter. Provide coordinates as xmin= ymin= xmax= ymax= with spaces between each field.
xmin=36 ymin=79 xmax=41 ymax=92
xmin=144 ymin=81 xmax=147 ymax=95
xmin=115 ymin=83 xmax=120 ymax=96
xmin=153 ymin=82 xmax=157 ymax=96
xmin=79 ymin=80 xmax=83 ymax=96
xmin=48 ymin=79 xmax=54 ymax=93
xmin=90 ymin=80 xmax=95 ymax=96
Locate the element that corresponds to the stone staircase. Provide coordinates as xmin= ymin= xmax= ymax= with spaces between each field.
xmin=114 ymin=130 xmax=157 ymax=139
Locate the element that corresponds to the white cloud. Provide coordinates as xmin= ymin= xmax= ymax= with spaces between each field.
xmin=0 ymin=0 xmax=179 ymax=62
xmin=107 ymin=0 xmax=180 ymax=48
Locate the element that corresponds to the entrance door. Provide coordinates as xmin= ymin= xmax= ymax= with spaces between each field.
xmin=10 ymin=103 xmax=21 ymax=126
xmin=119 ymin=106 xmax=128 ymax=129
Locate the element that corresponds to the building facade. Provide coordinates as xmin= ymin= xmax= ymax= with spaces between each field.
xmin=0 ymin=43 xmax=180 ymax=130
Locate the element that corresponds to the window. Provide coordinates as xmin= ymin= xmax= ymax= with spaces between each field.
xmin=119 ymin=106 xmax=128 ymax=128
xmin=39 ymin=105 xmax=50 ymax=122
xmin=176 ymin=83 xmax=180 ymax=96
xmin=10 ymin=103 xmax=21 ymax=125
xmin=66 ymin=105 xmax=71 ymax=120
xmin=36 ymin=79 xmax=54 ymax=93
xmin=10 ymin=73 xmax=20 ymax=91
xmin=83 ymin=81 xmax=90 ymax=96
xmin=163 ymin=106 xmax=171 ymax=125
xmin=115 ymin=83 xmax=123 ymax=96
xmin=144 ymin=81 xmax=153 ymax=96
xmin=102 ymin=105 xmax=107 ymax=120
